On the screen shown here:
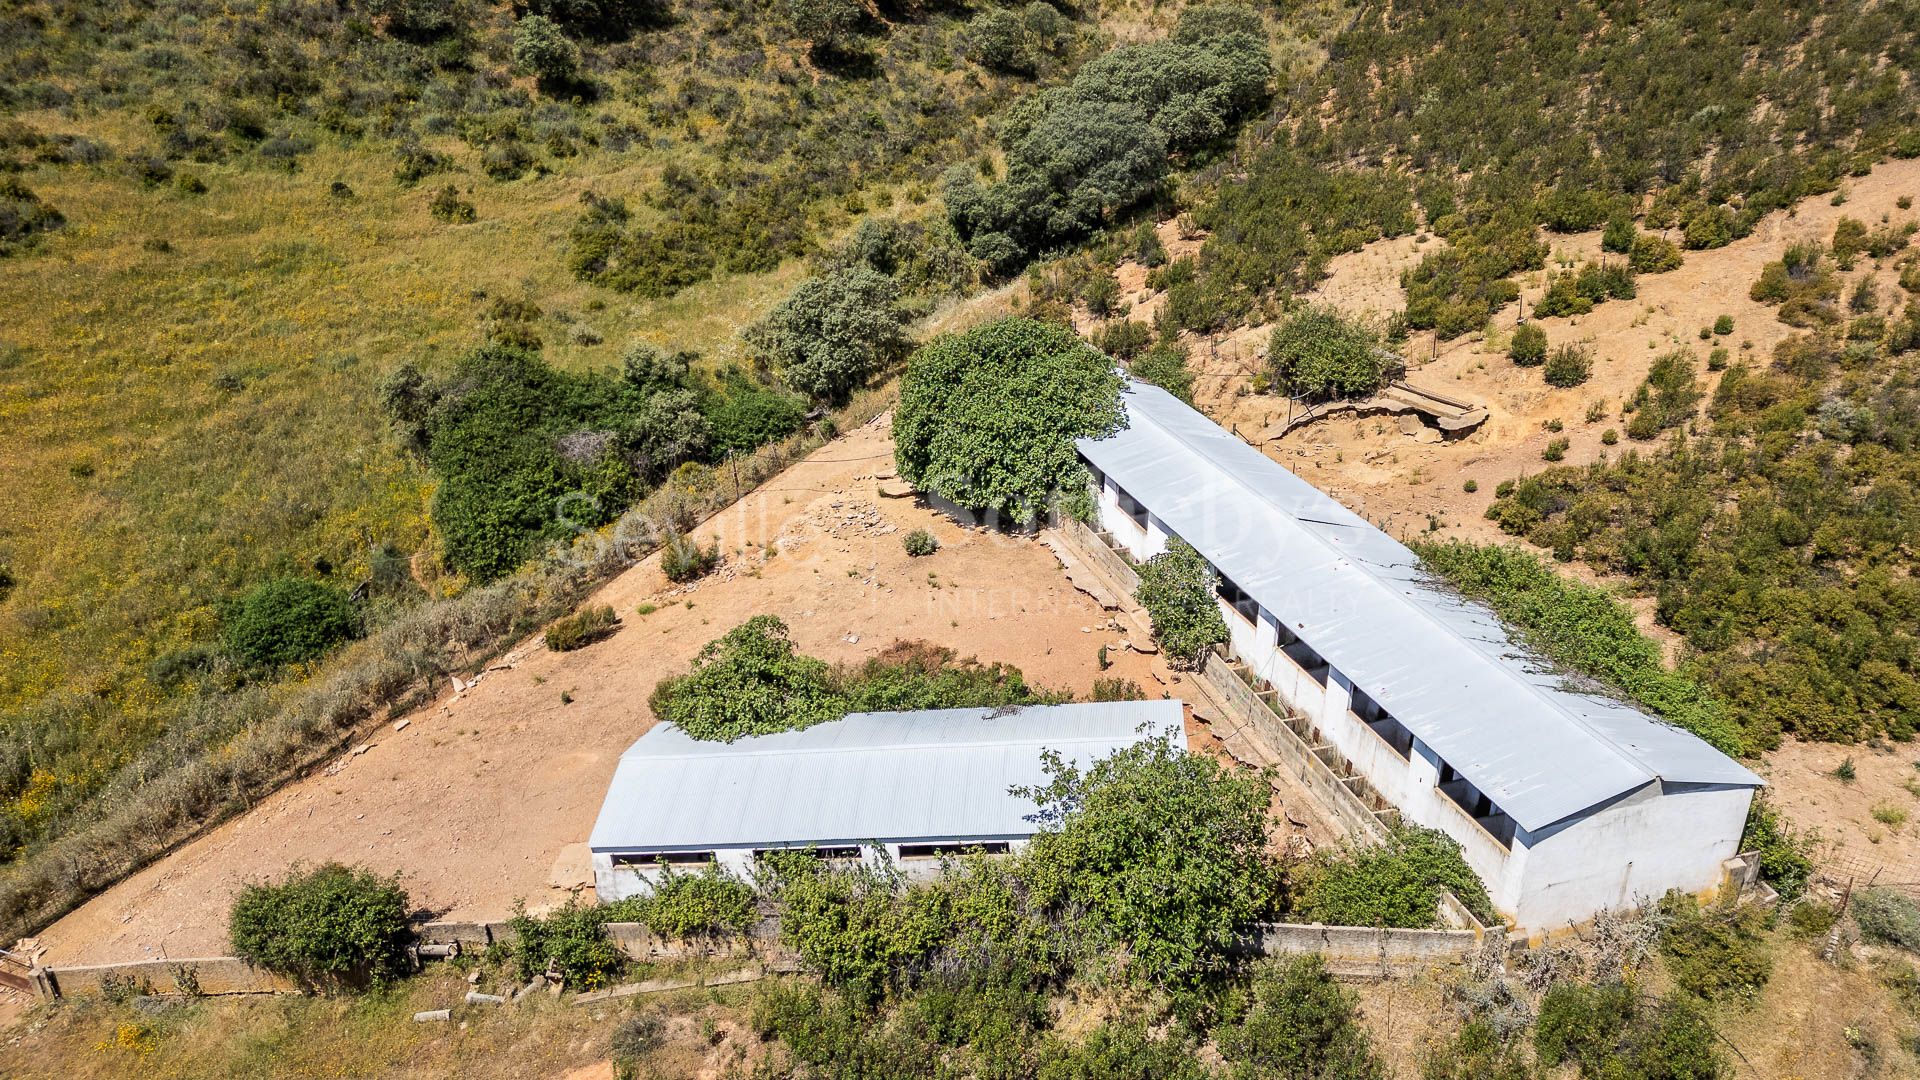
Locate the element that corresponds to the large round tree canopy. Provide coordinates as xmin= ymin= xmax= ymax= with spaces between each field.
xmin=893 ymin=317 xmax=1125 ymax=521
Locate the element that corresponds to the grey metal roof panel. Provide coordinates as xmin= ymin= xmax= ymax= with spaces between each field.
xmin=1076 ymin=381 xmax=1759 ymax=831
xmin=589 ymin=701 xmax=1186 ymax=852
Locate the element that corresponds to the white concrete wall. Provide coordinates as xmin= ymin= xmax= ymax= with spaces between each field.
xmin=1083 ymin=476 xmax=1753 ymax=933
xmin=1510 ymin=784 xmax=1754 ymax=931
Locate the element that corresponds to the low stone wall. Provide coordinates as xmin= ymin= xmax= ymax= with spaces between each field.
xmin=417 ymin=918 xmax=768 ymax=963
xmin=39 ymin=956 xmax=299 ymax=999
xmin=1060 ymin=517 xmax=1141 ymax=594
xmin=1247 ymin=922 xmax=1489 ymax=978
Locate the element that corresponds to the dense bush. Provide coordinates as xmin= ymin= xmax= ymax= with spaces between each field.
xmin=544 ymin=604 xmax=619 ymax=651
xmin=1508 ymin=323 xmax=1548 ymax=366
xmin=1853 ymin=888 xmax=1920 ymax=952
xmin=1624 ymin=350 xmax=1702 ymax=440
xmin=1532 ymin=261 xmax=1635 ymax=318
xmin=660 ymin=533 xmax=720 ymax=582
xmin=894 ymin=318 xmax=1123 ymax=523
xmin=623 ymin=865 xmax=758 ymax=939
xmin=1131 ymin=341 xmax=1196 ymax=403
xmin=1413 ymin=541 xmax=1743 ymax=754
xmin=902 ymin=529 xmax=938 ymax=557
xmin=649 ymin=616 xmax=841 ymax=740
xmin=833 ymin=640 xmax=1062 ymax=714
xmin=1422 ymin=1021 xmax=1536 ymax=1080
xmin=0 ymin=178 xmax=65 ymax=256
xmin=388 ymin=344 xmax=711 ymax=582
xmin=1534 ymin=982 xmax=1724 ymax=1079
xmin=222 ymin=577 xmax=360 ymax=668
xmin=1656 ymin=892 xmax=1772 ymax=1002
xmin=702 ymin=368 xmax=810 ymax=457
xmin=1541 ymin=343 xmax=1592 ymax=388
xmin=513 ymin=15 xmax=579 ymax=87
xmin=1133 ymin=538 xmax=1230 ymax=669
xmin=744 ymin=268 xmax=911 ymax=405
xmin=509 ymin=898 xmax=629 ymax=989
xmin=1218 ymin=956 xmax=1386 ymax=1080
xmin=1268 ymin=307 xmax=1394 ymax=400
xmin=1288 ymin=826 xmax=1496 ymax=929
xmin=1740 ymin=797 xmax=1814 ymax=898
xmin=228 ymin=863 xmax=412 ymax=990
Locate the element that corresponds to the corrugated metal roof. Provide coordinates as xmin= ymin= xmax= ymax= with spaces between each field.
xmin=1077 ymin=380 xmax=1759 ymax=832
xmin=589 ymin=701 xmax=1186 ymax=852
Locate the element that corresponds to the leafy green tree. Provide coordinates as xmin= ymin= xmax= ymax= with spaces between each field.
xmin=1288 ymin=826 xmax=1496 ymax=928
xmin=1015 ymin=735 xmax=1279 ymax=987
xmin=222 ymin=578 xmax=360 ymax=668
xmin=745 ymin=268 xmax=910 ymax=405
xmin=623 ymin=865 xmax=758 ymax=938
xmin=1219 ymin=956 xmax=1387 ymax=1080
xmin=649 ymin=615 xmax=841 ymax=740
xmin=513 ymin=14 xmax=578 ymax=86
xmin=1133 ymin=538 xmax=1228 ymax=669
xmin=228 ymin=863 xmax=412 ymax=990
xmin=509 ymin=898 xmax=629 ymax=989
xmin=893 ymin=317 xmax=1123 ymax=523
xmin=1269 ymin=306 xmax=1393 ymax=400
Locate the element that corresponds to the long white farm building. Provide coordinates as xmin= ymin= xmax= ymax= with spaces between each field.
xmin=1076 ymin=379 xmax=1763 ymax=932
xmin=588 ymin=700 xmax=1185 ymax=900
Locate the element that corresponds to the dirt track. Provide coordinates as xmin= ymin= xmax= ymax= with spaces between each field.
xmin=35 ymin=415 xmax=1171 ymax=965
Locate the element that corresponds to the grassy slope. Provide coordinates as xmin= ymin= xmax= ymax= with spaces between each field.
xmin=0 ymin=0 xmax=1047 ymax=850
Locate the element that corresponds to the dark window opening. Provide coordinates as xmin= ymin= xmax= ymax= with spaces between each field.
xmin=1351 ymin=688 xmax=1412 ymax=759
xmin=1216 ymin=574 xmax=1261 ymax=623
xmin=897 ymin=841 xmax=1011 ymax=859
xmin=1435 ymin=762 xmax=1516 ymax=849
xmin=1115 ymin=488 xmax=1149 ymax=530
xmin=1277 ymin=628 xmax=1330 ymax=687
xmin=612 ymin=851 xmax=716 ymax=867
xmin=754 ymin=845 xmax=864 ymax=861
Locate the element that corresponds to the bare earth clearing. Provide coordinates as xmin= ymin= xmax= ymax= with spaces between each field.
xmin=33 ymin=414 xmax=1287 ymax=966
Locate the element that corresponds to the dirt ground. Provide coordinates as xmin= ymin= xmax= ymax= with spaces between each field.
xmin=1761 ymin=737 xmax=1920 ymax=891
xmin=31 ymin=410 xmax=1326 ymax=967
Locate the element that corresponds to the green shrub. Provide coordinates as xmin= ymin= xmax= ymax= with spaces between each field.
xmin=1740 ymin=796 xmax=1814 ymax=898
xmin=1131 ymin=341 xmax=1196 ymax=403
xmin=834 ymin=640 xmax=1060 ymax=714
xmin=1854 ymin=888 xmax=1920 ymax=952
xmin=1542 ymin=344 xmax=1593 ymax=387
xmin=903 ymin=529 xmax=939 ymax=557
xmin=1219 ymin=956 xmax=1386 ymax=1080
xmin=509 ymin=898 xmax=628 ymax=990
xmin=649 ymin=616 xmax=841 ymax=741
xmin=1269 ymin=306 xmax=1394 ymax=400
xmin=1509 ymin=323 xmax=1548 ymax=366
xmin=1535 ymin=982 xmax=1725 ymax=1079
xmin=1089 ymin=677 xmax=1146 ymax=701
xmin=0 ymin=177 xmax=65 ymax=256
xmin=703 ymin=367 xmax=808 ymax=457
xmin=1463 ymin=479 xmax=1479 ymax=493
xmin=1542 ymin=437 xmax=1569 ymax=461
xmin=609 ymin=1013 xmax=665 ymax=1077
xmin=228 ymin=863 xmax=412 ymax=991
xmin=894 ymin=318 xmax=1123 ymax=523
xmin=661 ymin=533 xmax=720 ymax=582
xmin=1133 ymin=538 xmax=1230 ymax=670
xmin=1288 ymin=825 xmax=1496 ymax=928
xmin=1656 ymin=892 xmax=1772 ymax=1002
xmin=428 ymin=184 xmax=475 ymax=223
xmin=627 ymin=865 xmax=758 ymax=939
xmin=545 ymin=604 xmax=619 ymax=651
xmin=512 ymin=14 xmax=578 ymax=87
xmin=1422 ymin=1021 xmax=1535 ymax=1080
xmin=1713 ymin=315 xmax=1734 ymax=335
xmin=1600 ymin=427 xmax=1619 ymax=444
xmin=222 ymin=577 xmax=360 ymax=668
